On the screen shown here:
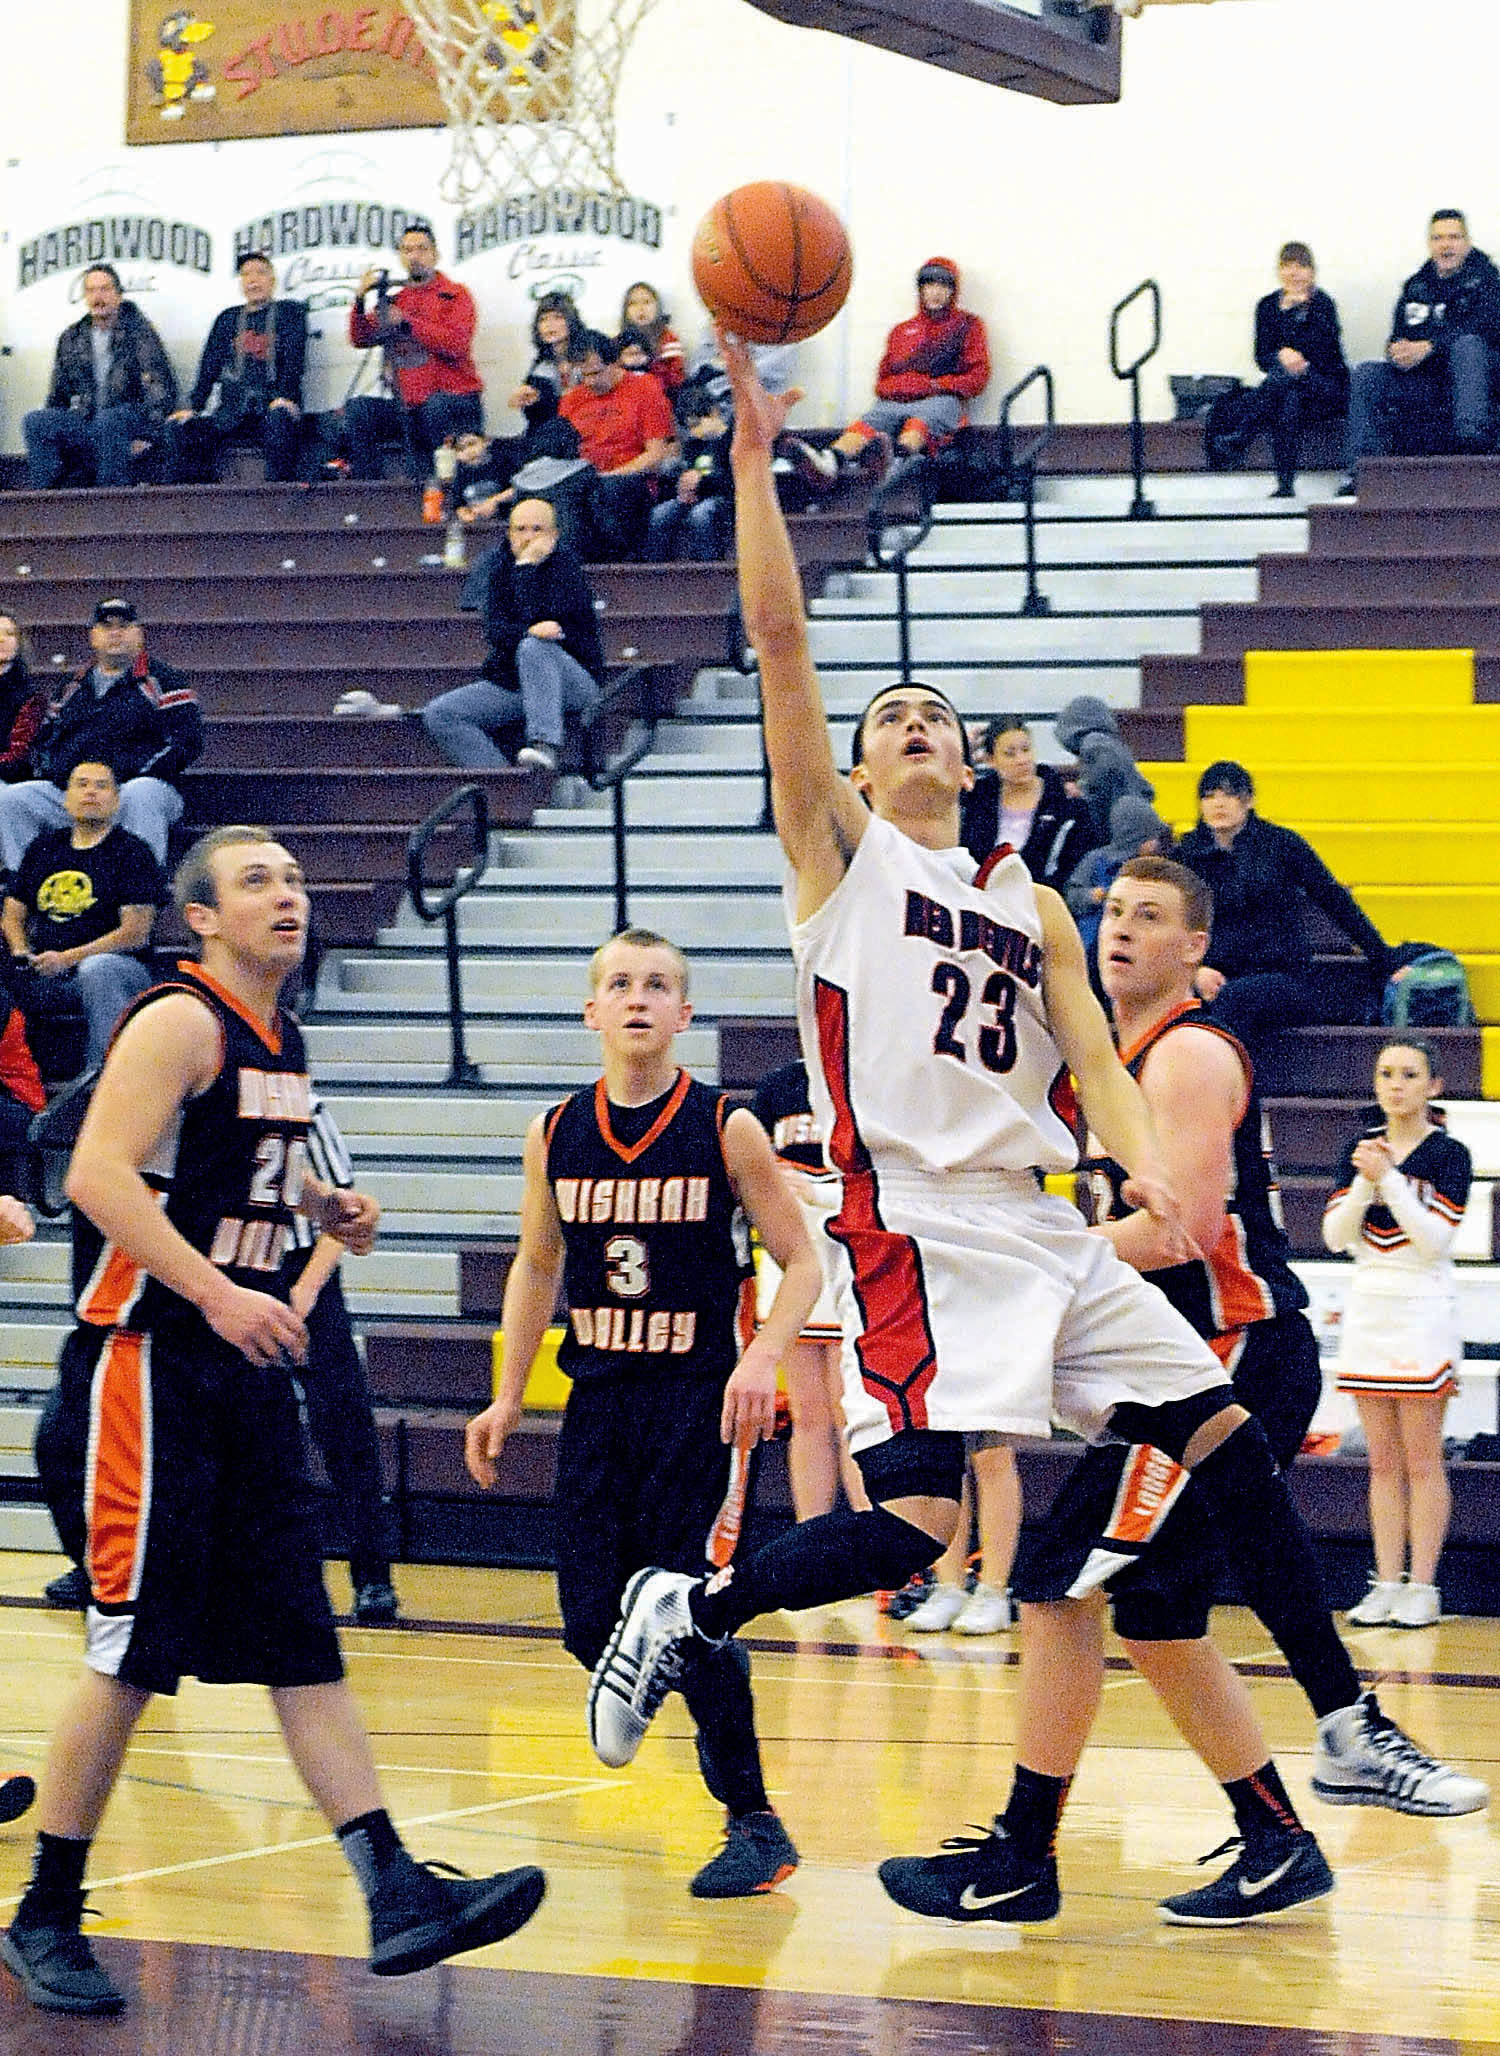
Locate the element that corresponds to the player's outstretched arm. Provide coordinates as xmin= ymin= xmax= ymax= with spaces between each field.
xmin=1098 ymin=1029 xmax=1243 ymax=1271
xmin=1034 ymin=887 xmax=1200 ymax=1264
xmin=465 ymin=1115 xmax=564 ymax=1489
xmin=719 ymin=1106 xmax=822 ymax=1445
xmin=720 ymin=329 xmax=868 ymax=916
xmin=66 ymin=993 xmax=309 ymax=1368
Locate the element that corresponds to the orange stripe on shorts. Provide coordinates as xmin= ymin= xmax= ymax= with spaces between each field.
xmin=87 ymin=1332 xmax=151 ymax=1609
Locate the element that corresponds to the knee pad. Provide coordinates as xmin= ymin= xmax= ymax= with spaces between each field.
xmin=855 ymin=1428 xmax=966 ymax=1507
xmin=1108 ymin=1385 xmax=1237 ymax=1466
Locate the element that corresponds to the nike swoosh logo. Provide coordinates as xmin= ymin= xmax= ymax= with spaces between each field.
xmin=959 ymin=1883 xmax=1037 ymax=1911
xmin=1238 ymin=1854 xmax=1298 ymax=1898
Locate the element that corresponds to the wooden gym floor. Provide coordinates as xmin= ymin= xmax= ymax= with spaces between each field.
xmin=0 ymin=1552 xmax=1497 ymax=2054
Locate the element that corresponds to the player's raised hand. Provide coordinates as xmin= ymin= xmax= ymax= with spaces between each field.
xmin=203 ymin=1281 xmax=309 ymax=1368
xmin=718 ymin=326 xmax=801 ymax=458
xmin=464 ymin=1397 xmax=522 ymax=1490
xmin=1119 ymin=1171 xmax=1203 ymax=1265
xmin=720 ymin=1336 xmax=781 ymax=1446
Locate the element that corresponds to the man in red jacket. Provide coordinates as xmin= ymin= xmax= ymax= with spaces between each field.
xmin=346 ymin=222 xmax=484 ymax=479
xmin=819 ymin=257 xmax=990 ymax=481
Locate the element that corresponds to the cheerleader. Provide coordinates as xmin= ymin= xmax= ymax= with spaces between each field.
xmin=1323 ymin=1038 xmax=1472 ymax=1627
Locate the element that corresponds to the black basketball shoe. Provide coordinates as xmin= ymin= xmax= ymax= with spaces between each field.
xmin=878 ymin=1821 xmax=1060 ymax=1924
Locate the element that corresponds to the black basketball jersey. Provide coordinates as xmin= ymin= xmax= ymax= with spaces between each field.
xmin=1087 ymin=999 xmax=1306 ymax=1341
xmin=546 ymin=1070 xmax=754 ymax=1383
xmin=748 ymin=1059 xmax=827 ymax=1173
xmin=75 ymin=964 xmax=313 ymax=1336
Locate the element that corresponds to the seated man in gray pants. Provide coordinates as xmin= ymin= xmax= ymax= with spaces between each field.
xmin=3 ymin=761 xmax=165 ymax=1073
xmin=422 ymin=499 xmax=604 ymax=775
xmin=1340 ymin=208 xmax=1500 ymax=492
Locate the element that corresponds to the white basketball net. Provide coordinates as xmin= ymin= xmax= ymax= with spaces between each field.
xmin=401 ymin=0 xmax=658 ymax=205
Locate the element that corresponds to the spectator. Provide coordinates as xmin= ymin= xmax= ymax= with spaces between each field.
xmin=453 ymin=417 xmax=593 ymax=553
xmin=1205 ymin=242 xmax=1349 ymax=498
xmin=644 ymin=389 xmax=732 ymax=562
xmin=346 ymin=222 xmax=483 ymax=479
xmin=0 ymin=599 xmax=203 ymax=874
xmin=1340 ymin=209 xmax=1500 ymax=493
xmin=1063 ymin=793 xmax=1169 ymax=966
xmin=1052 ymin=694 xmax=1155 ymax=843
xmin=0 ymin=999 xmax=43 ymax=1201
xmin=163 ymin=251 xmax=307 ymax=485
xmin=509 ymin=290 xmax=584 ymax=436
xmin=1323 ymin=1038 xmax=1470 ymax=1631
xmin=559 ymin=330 xmax=678 ymax=559
xmin=960 ymin=714 xmax=1096 ymax=884
xmin=616 ymin=282 xmax=685 ymax=394
xmin=1174 ymin=759 xmax=1390 ymax=1055
xmin=2 ymin=761 xmax=164 ymax=1074
xmin=811 ymin=258 xmax=989 ymax=482
xmin=23 ymin=264 xmax=177 ymax=489
xmin=900 ymin=1447 xmax=1019 ymax=1636
xmin=421 ymin=498 xmax=605 ymax=775
xmin=0 ymin=619 xmax=47 ymax=786
xmin=686 ymin=323 xmax=799 ymax=403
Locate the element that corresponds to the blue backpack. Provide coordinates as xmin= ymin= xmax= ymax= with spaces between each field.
xmin=1380 ymin=948 xmax=1475 ymax=1030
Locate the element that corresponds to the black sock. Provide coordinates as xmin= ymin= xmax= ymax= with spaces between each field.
xmin=1002 ymin=1766 xmax=1072 ymax=1865
xmin=680 ymin=1640 xmax=769 ymax=1818
xmin=16 ymin=1831 xmax=90 ymax=1924
xmin=1191 ymin=1421 xmax=1362 ymax=1721
xmin=1224 ymin=1762 xmax=1303 ymax=1851
xmin=337 ymin=1808 xmax=406 ymax=1901
xmin=689 ymin=1503 xmax=944 ymax=1642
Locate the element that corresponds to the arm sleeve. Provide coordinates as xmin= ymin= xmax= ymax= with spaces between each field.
xmin=119 ymin=837 xmax=168 ymax=909
xmin=188 ymin=312 xmax=231 ymax=412
xmin=1322 ymin=1151 xmax=1376 ymax=1252
xmin=1286 ymin=827 xmax=1389 ymax=967
xmin=552 ymin=555 xmax=607 ymax=681
xmin=274 ymin=302 xmax=308 ymax=406
xmin=932 ymin=315 xmax=990 ymax=400
xmin=1374 ymin=1167 xmax=1460 ymax=1260
xmin=0 ymin=692 xmax=45 ymax=780
xmin=136 ymin=668 xmax=203 ymax=779
xmin=0 ymin=1008 xmax=45 ymax=1116
xmin=1253 ymin=296 xmax=1278 ymax=375
xmin=349 ymin=301 xmax=380 ymax=349
xmin=403 ymin=282 xmax=477 ymax=365
xmin=138 ymin=320 xmax=179 ymax=418
xmin=481 ymin=557 xmax=529 ymax=666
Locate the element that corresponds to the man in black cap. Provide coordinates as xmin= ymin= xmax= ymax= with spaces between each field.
xmin=809 ymin=257 xmax=990 ymax=482
xmin=163 ymin=252 xmax=308 ymax=485
xmin=0 ymin=602 xmax=203 ymax=878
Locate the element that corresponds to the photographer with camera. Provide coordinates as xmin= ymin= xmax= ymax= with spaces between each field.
xmin=345 ymin=222 xmax=484 ymax=480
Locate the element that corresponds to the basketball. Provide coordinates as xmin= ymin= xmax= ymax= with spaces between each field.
xmin=690 ymin=182 xmax=853 ymax=345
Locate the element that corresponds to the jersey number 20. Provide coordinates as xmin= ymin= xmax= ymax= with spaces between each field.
xmin=930 ymin=964 xmax=1018 ymax=1073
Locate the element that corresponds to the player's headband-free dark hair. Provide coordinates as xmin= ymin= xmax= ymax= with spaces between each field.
xmin=1197 ymin=758 xmax=1254 ymax=800
xmin=851 ymin=684 xmax=973 ymax=769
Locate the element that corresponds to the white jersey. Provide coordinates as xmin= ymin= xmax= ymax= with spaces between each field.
xmin=786 ymin=813 xmax=1078 ymax=1181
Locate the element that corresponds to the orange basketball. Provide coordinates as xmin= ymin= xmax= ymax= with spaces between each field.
xmin=691 ymin=182 xmax=853 ymax=345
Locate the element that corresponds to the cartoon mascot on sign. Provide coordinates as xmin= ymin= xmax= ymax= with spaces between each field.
xmin=148 ymin=11 xmax=218 ymax=121
xmin=478 ymin=4 xmax=551 ymax=88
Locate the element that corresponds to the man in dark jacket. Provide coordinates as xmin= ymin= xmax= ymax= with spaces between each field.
xmin=163 ymin=252 xmax=307 ymax=484
xmin=1173 ymin=760 xmax=1390 ymax=1054
xmin=818 ymin=257 xmax=989 ymax=480
xmin=421 ymin=500 xmax=605 ymax=774
xmin=1341 ymin=209 xmax=1500 ymax=489
xmin=23 ymin=266 xmax=178 ymax=489
xmin=0 ymin=600 xmax=203 ymax=873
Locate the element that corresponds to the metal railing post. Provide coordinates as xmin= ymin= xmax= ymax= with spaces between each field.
xmin=998 ymin=364 xmax=1057 ymax=617
xmin=867 ymin=465 xmax=937 ymax=686
xmin=406 ymin=783 xmax=490 ymax=1088
xmin=580 ymin=664 xmax=660 ymax=938
xmin=1109 ymin=278 xmax=1162 ymax=521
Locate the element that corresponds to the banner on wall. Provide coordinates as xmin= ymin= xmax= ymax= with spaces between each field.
xmin=124 ymin=0 xmax=448 ymax=141
xmin=0 ymin=142 xmax=679 ymax=440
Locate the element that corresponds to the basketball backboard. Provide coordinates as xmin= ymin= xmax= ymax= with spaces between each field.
xmin=740 ymin=0 xmax=1121 ymax=105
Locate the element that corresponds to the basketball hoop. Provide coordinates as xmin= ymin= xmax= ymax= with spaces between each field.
xmin=400 ymin=0 xmax=658 ymax=206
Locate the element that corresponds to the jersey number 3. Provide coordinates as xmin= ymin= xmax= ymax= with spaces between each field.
xmin=931 ymin=964 xmax=1018 ymax=1073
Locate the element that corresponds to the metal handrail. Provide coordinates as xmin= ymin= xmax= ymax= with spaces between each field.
xmin=406 ymin=783 xmax=490 ymax=1086
xmin=1109 ymin=277 xmax=1162 ymax=520
xmin=867 ymin=461 xmax=938 ymax=685
xmin=578 ymin=663 xmax=661 ymax=933
xmin=998 ymin=363 xmax=1056 ymax=618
